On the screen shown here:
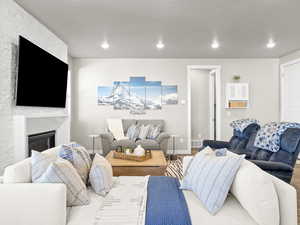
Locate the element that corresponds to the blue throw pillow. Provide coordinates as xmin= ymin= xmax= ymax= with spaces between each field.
xmin=181 ymin=152 xmax=245 ymax=215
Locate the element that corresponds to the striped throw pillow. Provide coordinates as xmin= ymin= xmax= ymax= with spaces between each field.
xmin=148 ymin=125 xmax=161 ymax=139
xmin=59 ymin=143 xmax=92 ymax=184
xmin=89 ymin=153 xmax=113 ymax=196
xmin=138 ymin=124 xmax=151 ymax=140
xmin=181 ymin=151 xmax=245 ymax=215
xmin=37 ymin=159 xmax=90 ymax=206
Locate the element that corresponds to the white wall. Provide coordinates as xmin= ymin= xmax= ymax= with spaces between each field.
xmin=0 ymin=0 xmax=68 ymax=173
xmin=71 ymin=58 xmax=280 ymax=153
xmin=190 ymin=69 xmax=210 ymax=140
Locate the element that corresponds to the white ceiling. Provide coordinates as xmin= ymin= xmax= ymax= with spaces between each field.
xmin=15 ymin=0 xmax=300 ymax=58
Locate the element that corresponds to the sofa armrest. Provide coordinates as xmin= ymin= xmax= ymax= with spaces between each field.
xmin=0 ymin=183 xmax=67 ymax=225
xmin=157 ymin=132 xmax=170 ymax=143
xmin=250 ymin=160 xmax=293 ymax=172
xmin=100 ymin=133 xmax=115 ymax=156
xmin=100 ymin=133 xmax=115 ymax=142
xmin=202 ymin=140 xmax=230 ymax=149
xmin=268 ymin=174 xmax=297 ymax=225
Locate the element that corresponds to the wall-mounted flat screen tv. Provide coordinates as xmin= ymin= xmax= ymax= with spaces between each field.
xmin=16 ymin=36 xmax=68 ymax=108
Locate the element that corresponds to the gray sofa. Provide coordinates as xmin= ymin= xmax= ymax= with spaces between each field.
xmin=100 ymin=119 xmax=170 ymax=156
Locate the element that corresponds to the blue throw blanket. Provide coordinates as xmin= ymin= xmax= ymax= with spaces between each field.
xmin=146 ymin=176 xmax=192 ymax=225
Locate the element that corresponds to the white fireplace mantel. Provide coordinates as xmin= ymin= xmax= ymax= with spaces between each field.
xmin=13 ymin=114 xmax=70 ymax=162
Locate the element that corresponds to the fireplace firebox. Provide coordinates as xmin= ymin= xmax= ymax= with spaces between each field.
xmin=28 ymin=130 xmax=56 ymax=156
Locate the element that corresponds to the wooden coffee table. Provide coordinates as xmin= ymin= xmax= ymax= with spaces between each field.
xmin=105 ymin=150 xmax=167 ymax=176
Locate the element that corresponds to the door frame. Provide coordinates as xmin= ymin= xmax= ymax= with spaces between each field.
xmin=187 ymin=65 xmax=222 ymax=153
xmin=280 ymin=58 xmax=300 ymax=121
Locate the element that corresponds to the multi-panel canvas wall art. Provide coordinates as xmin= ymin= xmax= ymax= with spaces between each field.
xmin=97 ymin=86 xmax=114 ymax=105
xmin=97 ymin=76 xmax=178 ymax=114
xmin=162 ymin=85 xmax=178 ymax=104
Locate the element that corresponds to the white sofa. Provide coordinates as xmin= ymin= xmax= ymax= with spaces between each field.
xmin=0 ymin=146 xmax=297 ymax=225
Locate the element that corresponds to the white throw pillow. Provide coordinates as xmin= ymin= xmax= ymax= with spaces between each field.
xmin=230 ymin=158 xmax=280 ymax=225
xmin=107 ymin=118 xmax=127 ymax=140
xmin=89 ymin=153 xmax=113 ymax=196
xmin=36 ymin=158 xmax=90 ymax=206
xmin=31 ymin=150 xmax=57 ymax=182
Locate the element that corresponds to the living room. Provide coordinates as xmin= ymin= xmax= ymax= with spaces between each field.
xmin=1 ymin=0 xmax=300 ymax=225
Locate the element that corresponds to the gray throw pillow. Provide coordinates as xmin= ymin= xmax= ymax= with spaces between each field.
xmin=181 ymin=152 xmax=245 ymax=215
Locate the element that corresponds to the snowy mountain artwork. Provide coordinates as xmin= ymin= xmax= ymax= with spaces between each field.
xmin=162 ymin=85 xmax=178 ymax=104
xmin=97 ymin=77 xmax=178 ymax=114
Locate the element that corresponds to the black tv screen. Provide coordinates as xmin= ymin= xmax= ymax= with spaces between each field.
xmin=16 ymin=36 xmax=68 ymax=108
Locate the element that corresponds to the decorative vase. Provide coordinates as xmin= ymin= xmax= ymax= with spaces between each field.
xmin=134 ymin=145 xmax=145 ymax=156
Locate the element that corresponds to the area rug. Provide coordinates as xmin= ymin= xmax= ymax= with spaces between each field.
xmin=164 ymin=158 xmax=183 ymax=179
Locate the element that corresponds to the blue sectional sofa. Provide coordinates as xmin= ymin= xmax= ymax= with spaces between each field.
xmin=203 ymin=124 xmax=300 ymax=183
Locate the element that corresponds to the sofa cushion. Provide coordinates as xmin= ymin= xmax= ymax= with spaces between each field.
xmin=136 ymin=139 xmax=160 ymax=150
xmin=112 ymin=139 xmax=137 ymax=149
xmin=269 ymin=149 xmax=294 ymax=165
xmin=230 ymin=157 xmax=280 ymax=225
xmin=251 ymin=149 xmax=272 ymax=161
xmin=280 ymin=128 xmax=300 ymax=153
xmin=181 ymin=151 xmax=245 ymax=215
xmin=59 ymin=143 xmax=92 ymax=184
xmin=251 ymin=160 xmax=293 ymax=172
xmin=37 ymin=159 xmax=90 ymax=207
xmin=89 ymin=154 xmax=113 ymax=196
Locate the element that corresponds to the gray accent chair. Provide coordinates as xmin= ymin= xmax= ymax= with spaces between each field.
xmin=100 ymin=119 xmax=170 ymax=156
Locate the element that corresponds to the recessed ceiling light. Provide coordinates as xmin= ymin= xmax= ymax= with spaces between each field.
xmin=266 ymin=39 xmax=276 ymax=48
xmin=211 ymin=40 xmax=220 ymax=49
xmin=101 ymin=41 xmax=110 ymax=49
xmin=156 ymin=41 xmax=165 ymax=49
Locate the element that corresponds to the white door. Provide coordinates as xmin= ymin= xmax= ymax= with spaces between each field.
xmin=281 ymin=61 xmax=300 ymax=122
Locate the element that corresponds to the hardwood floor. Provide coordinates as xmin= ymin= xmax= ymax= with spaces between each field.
xmin=291 ymin=164 xmax=300 ymax=224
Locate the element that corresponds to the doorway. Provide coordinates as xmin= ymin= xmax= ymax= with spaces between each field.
xmin=187 ymin=65 xmax=221 ymax=153
xmin=280 ymin=59 xmax=300 ymax=123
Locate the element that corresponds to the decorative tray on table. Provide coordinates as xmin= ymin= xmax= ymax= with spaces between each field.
xmin=113 ymin=150 xmax=152 ymax=162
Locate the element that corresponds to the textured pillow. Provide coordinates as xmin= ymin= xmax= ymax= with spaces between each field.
xmin=89 ymin=153 xmax=113 ymax=196
xmin=230 ymin=156 xmax=280 ymax=225
xmin=59 ymin=143 xmax=92 ymax=184
xmin=138 ymin=124 xmax=151 ymax=140
xmin=147 ymin=125 xmax=161 ymax=139
xmin=181 ymin=151 xmax=245 ymax=215
xmin=36 ymin=158 xmax=90 ymax=206
xmin=31 ymin=150 xmax=57 ymax=182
